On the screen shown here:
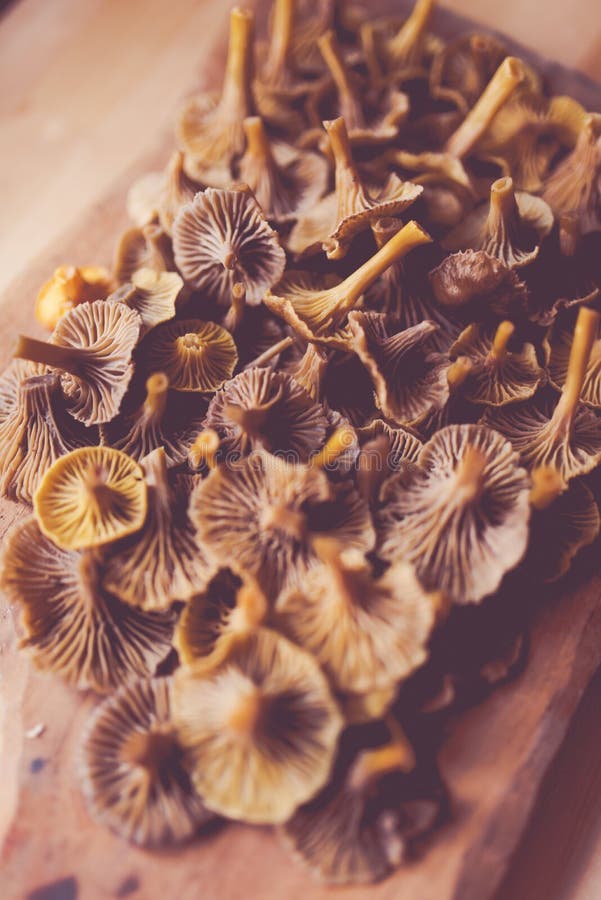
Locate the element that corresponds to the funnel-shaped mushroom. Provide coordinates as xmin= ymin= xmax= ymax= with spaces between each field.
xmin=35 ymin=265 xmax=114 ymax=331
xmin=0 ymin=372 xmax=97 ymax=504
xmin=549 ymin=316 xmax=601 ymax=408
xmin=374 ymin=0 xmax=437 ymax=75
xmin=190 ymin=449 xmax=374 ymax=597
xmin=542 ymin=114 xmax=601 ymax=236
xmin=0 ymin=358 xmax=46 ymax=424
xmin=443 ymin=177 xmax=553 ymax=268
xmin=354 ymin=419 xmax=423 ymax=505
xmin=176 ymin=7 xmax=255 ymax=182
xmin=114 ymin=224 xmax=174 ymax=284
xmin=15 ymin=300 xmax=142 ymax=426
xmin=348 ymin=313 xmax=451 ymax=426
xmin=377 ymin=424 xmax=530 ymax=604
xmin=0 ymin=518 xmax=175 ymax=693
xmin=430 ymin=33 xmax=509 ymax=108
xmin=173 ymin=186 xmax=286 ymax=305
xmin=449 ymin=321 xmax=544 ymax=406
xmin=112 ymin=268 xmax=182 ymax=335
xmin=484 ymin=308 xmax=601 ymax=481
xmin=80 ymin=677 xmax=212 ymax=846
xmin=430 ymin=249 xmax=529 ymax=319
xmin=173 ymin=628 xmax=343 ymax=824
xmin=156 ymin=151 xmax=203 ymax=235
xmin=103 ymin=449 xmax=211 ymax=611
xmin=203 ymin=367 xmax=329 ymax=461
xmin=267 ymin=220 xmax=432 ymax=346
xmin=284 ymin=342 xmax=329 ymax=402
xmin=276 ymin=543 xmax=436 ymax=693
xmin=144 ymin=318 xmax=237 ymax=392
xmin=288 ymin=118 xmax=422 ymax=259
xmin=34 ymin=446 xmax=147 ymax=551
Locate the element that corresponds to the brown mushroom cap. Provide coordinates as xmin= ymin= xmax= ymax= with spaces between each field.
xmin=80 ymin=677 xmax=212 ymax=846
xmin=449 ymin=320 xmax=544 ymax=406
xmin=173 ymin=186 xmax=286 ymax=305
xmin=144 ymin=318 xmax=238 ymax=392
xmin=103 ymin=448 xmax=211 ymax=611
xmin=34 ymin=446 xmax=147 ymax=551
xmin=35 ymin=265 xmax=114 ymax=331
xmin=377 ymin=424 xmax=530 ymax=604
xmin=114 ymin=223 xmax=174 ymax=284
xmin=0 ymin=358 xmax=46 ymax=424
xmin=284 ymin=341 xmax=329 ymax=402
xmin=189 ymin=449 xmax=375 ymax=598
xmin=0 ymin=517 xmax=175 ymax=693
xmin=126 ymin=171 xmax=163 ymax=227
xmin=157 ymin=151 xmax=203 ymax=234
xmin=112 ymin=268 xmax=182 ymax=335
xmin=173 ymin=627 xmax=343 ymax=824
xmin=542 ymin=114 xmax=601 ymax=236
xmin=429 ymin=248 xmax=529 ymax=319
xmin=203 ymin=366 xmax=329 ymax=462
xmin=15 ymin=300 xmax=142 ymax=426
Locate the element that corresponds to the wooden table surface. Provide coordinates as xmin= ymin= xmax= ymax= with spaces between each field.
xmin=0 ymin=2 xmax=600 ymax=899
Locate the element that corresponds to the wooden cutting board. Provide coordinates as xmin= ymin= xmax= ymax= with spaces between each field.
xmin=1 ymin=3 xmax=600 ymax=899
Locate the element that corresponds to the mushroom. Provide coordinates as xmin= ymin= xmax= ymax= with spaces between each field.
xmin=80 ymin=677 xmax=212 ymax=847
xmin=0 ymin=372 xmax=97 ymax=504
xmin=348 ymin=312 xmax=451 ymax=426
xmin=35 ymin=265 xmax=114 ymax=331
xmin=430 ymin=33 xmax=509 ymax=108
xmin=266 ymin=219 xmax=432 ymax=347
xmin=287 ymin=118 xmax=422 ymax=259
xmin=377 ymin=424 xmax=531 ymax=604
xmin=483 ymin=307 xmax=601 ymax=482
xmin=157 ymin=151 xmax=204 ymax=234
xmin=114 ymin=223 xmax=174 ymax=284
xmin=321 ymin=349 xmax=378 ymax=426
xmin=0 ymin=517 xmax=175 ymax=693
xmin=189 ymin=448 xmax=375 ymax=597
xmin=236 ymin=116 xmax=328 ymax=222
xmin=542 ymin=114 xmax=601 ymax=237
xmin=429 ymin=248 xmax=529 ymax=319
xmin=449 ymin=320 xmax=544 ymax=405
xmin=276 ymin=541 xmax=437 ymax=693
xmin=173 ymin=628 xmax=343 ymax=824
xmin=284 ymin=342 xmax=329 ymax=401
xmin=111 ymin=268 xmax=182 ymax=335
xmin=0 ymin=358 xmax=46 ymax=424
xmin=176 ymin=7 xmax=255 ymax=183
xmin=33 ymin=446 xmax=147 ymax=551
xmin=549 ymin=315 xmax=601 ymax=408
xmin=100 ymin=373 xmax=206 ymax=465
xmin=143 ymin=318 xmax=237 ymax=392
xmin=203 ymin=366 xmax=329 ymax=462
xmin=360 ymin=0 xmax=438 ymax=83
xmin=126 ymin=171 xmax=163 ymax=227
xmin=14 ymin=299 xmax=142 ymax=426
xmin=172 ymin=185 xmax=286 ymax=306
xmin=443 ymin=177 xmax=553 ymax=268
xmin=174 ymin=566 xmax=267 ymax=667
xmin=355 ymin=419 xmax=424 ymax=503
xmin=103 ymin=448 xmax=211 ymax=611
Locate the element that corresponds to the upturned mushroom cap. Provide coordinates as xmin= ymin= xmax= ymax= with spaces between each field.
xmin=443 ymin=177 xmax=554 ymax=268
xmin=542 ymin=114 xmax=601 ymax=236
xmin=35 ymin=265 xmax=114 ymax=331
xmin=0 ymin=372 xmax=97 ymax=504
xmin=483 ymin=307 xmax=601 ymax=482
xmin=34 ymin=446 xmax=147 ymax=551
xmin=377 ymin=424 xmax=531 ymax=604
xmin=0 ymin=518 xmax=175 ymax=693
xmin=103 ymin=448 xmax=211 ymax=611
xmin=348 ymin=312 xmax=451 ymax=426
xmin=203 ymin=367 xmax=329 ymax=461
xmin=549 ymin=316 xmax=601 ymax=408
xmin=80 ymin=677 xmax=212 ymax=846
xmin=111 ymin=268 xmax=182 ymax=335
xmin=173 ymin=627 xmax=343 ymax=824
xmin=114 ymin=223 xmax=174 ymax=284
xmin=144 ymin=318 xmax=237 ymax=392
xmin=189 ymin=449 xmax=375 ymax=597
xmin=276 ymin=543 xmax=437 ymax=693
xmin=173 ymin=186 xmax=286 ymax=305
xmin=429 ymin=249 xmax=529 ymax=319
xmin=15 ymin=300 xmax=142 ymax=426
xmin=0 ymin=358 xmax=46 ymax=425
xmin=449 ymin=320 xmax=544 ymax=406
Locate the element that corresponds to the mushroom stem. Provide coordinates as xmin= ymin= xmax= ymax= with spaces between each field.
xmin=454 ymin=445 xmax=488 ymax=503
xmin=188 ymin=429 xmax=220 ymax=470
xmin=244 ymin=336 xmax=294 ymax=370
xmin=530 ymin=466 xmax=566 ymax=510
xmin=349 ymin=720 xmax=416 ymax=792
xmin=263 ymin=0 xmax=294 ymax=82
xmin=262 ymin=504 xmax=306 ymax=540
xmin=224 ymin=403 xmax=269 ymax=436
xmin=487 ymin=176 xmax=521 ymax=238
xmin=444 ymin=57 xmax=525 ymax=158
xmin=226 ymin=684 xmax=263 ymax=736
xmin=386 ymin=0 xmax=434 ymax=66
xmin=356 ymin=434 xmax=391 ymax=503
xmin=232 ymin=581 xmax=268 ymax=632
xmin=318 ymin=32 xmax=363 ymax=127
xmin=225 ymin=282 xmax=247 ymax=332
xmin=243 ymin=116 xmax=274 ymax=163
xmin=220 ymin=7 xmax=255 ymax=116
xmin=447 ymin=356 xmax=473 ymax=391
xmin=559 ymin=213 xmax=580 ymax=257
xmin=489 ymin=320 xmax=515 ymax=364
xmin=223 ymin=250 xmax=238 ymax=270
xmin=121 ymin=727 xmax=176 ymax=773
xmin=143 ymin=372 xmax=169 ymax=420
xmin=552 ymin=306 xmax=600 ymax=433
xmin=324 ymin=116 xmax=355 ymax=171
xmin=310 ymin=425 xmax=355 ymax=469
xmin=14 ymin=334 xmax=87 ymax=376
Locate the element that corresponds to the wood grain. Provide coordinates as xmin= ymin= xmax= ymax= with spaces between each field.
xmin=0 ymin=2 xmax=600 ymax=899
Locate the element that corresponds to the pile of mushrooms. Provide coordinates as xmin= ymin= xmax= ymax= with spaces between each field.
xmin=1 ymin=0 xmax=600 ymax=885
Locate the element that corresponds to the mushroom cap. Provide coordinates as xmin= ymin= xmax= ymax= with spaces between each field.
xmin=321 ymin=350 xmax=378 ymax=427
xmin=114 ymin=224 xmax=174 ymax=284
xmin=264 ymin=270 xmax=353 ymax=349
xmin=276 ymin=549 xmax=436 ymax=693
xmin=203 ymin=367 xmax=329 ymax=462
xmin=542 ymin=114 xmax=601 ymax=236
xmin=34 ymin=446 xmax=147 ymax=551
xmin=0 ymin=358 xmax=47 ymax=425
xmin=348 ymin=312 xmax=451 ymax=426
xmin=158 ymin=150 xmax=204 ymax=234
xmin=80 ymin=677 xmax=212 ymax=846
xmin=172 ymin=186 xmax=286 ymax=305
xmin=103 ymin=448 xmax=211 ymax=611
xmin=173 ymin=627 xmax=343 ymax=824
xmin=549 ymin=319 xmax=601 ymax=408
xmin=377 ymin=424 xmax=531 ymax=604
xmin=449 ymin=322 xmax=544 ymax=406
xmin=114 ymin=268 xmax=182 ymax=335
xmin=189 ymin=449 xmax=375 ymax=598
xmin=126 ymin=171 xmax=163 ymax=227
xmin=144 ymin=318 xmax=238 ymax=392
xmin=0 ymin=517 xmax=175 ymax=693
xmin=357 ymin=419 xmax=424 ymax=469
xmin=35 ymin=264 xmax=114 ymax=331
xmin=429 ymin=249 xmax=529 ymax=320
